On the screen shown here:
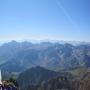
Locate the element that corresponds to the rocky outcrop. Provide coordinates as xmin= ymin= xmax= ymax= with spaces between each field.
xmin=20 ymin=72 xmax=90 ymax=90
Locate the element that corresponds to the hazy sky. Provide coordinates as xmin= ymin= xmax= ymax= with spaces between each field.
xmin=0 ymin=0 xmax=90 ymax=42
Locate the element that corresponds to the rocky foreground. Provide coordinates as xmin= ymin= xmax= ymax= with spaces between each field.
xmin=20 ymin=72 xmax=90 ymax=90
xmin=0 ymin=78 xmax=18 ymax=90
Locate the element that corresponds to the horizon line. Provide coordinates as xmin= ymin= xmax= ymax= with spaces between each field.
xmin=0 ymin=39 xmax=90 ymax=44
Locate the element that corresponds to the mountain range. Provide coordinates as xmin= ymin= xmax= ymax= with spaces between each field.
xmin=0 ymin=40 xmax=90 ymax=75
xmin=0 ymin=40 xmax=90 ymax=90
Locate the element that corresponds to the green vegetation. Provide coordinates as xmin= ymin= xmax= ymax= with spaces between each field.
xmin=69 ymin=67 xmax=90 ymax=77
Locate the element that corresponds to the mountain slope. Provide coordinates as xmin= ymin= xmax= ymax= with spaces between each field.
xmin=17 ymin=66 xmax=60 ymax=87
xmin=20 ymin=70 xmax=90 ymax=90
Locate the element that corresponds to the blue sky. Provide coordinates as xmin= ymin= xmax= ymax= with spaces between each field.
xmin=0 ymin=0 xmax=90 ymax=42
